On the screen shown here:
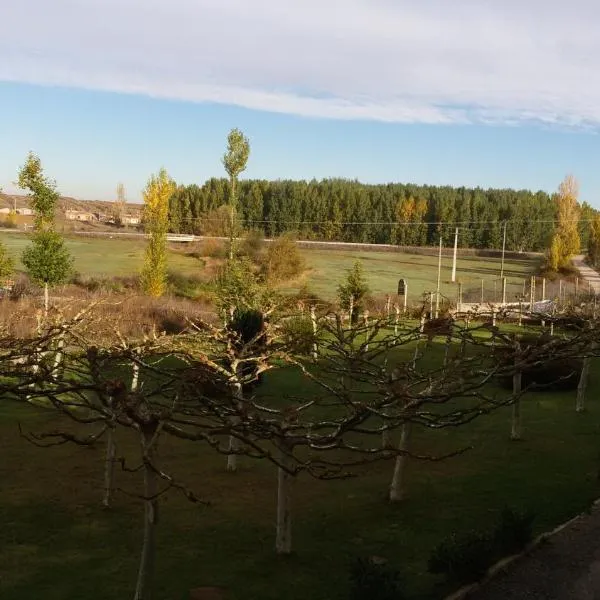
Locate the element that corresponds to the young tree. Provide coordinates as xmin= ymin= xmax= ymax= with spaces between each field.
xmin=337 ymin=260 xmax=370 ymax=324
xmin=18 ymin=152 xmax=72 ymax=312
xmin=222 ymin=128 xmax=250 ymax=259
xmin=140 ymin=169 xmax=176 ymax=297
xmin=547 ymin=175 xmax=581 ymax=271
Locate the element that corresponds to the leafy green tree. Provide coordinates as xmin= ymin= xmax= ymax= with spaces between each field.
xmin=22 ymin=231 xmax=73 ymax=305
xmin=17 ymin=152 xmax=72 ymax=311
xmin=222 ymin=128 xmax=250 ymax=259
xmin=141 ymin=169 xmax=176 ymax=297
xmin=337 ymin=261 xmax=370 ymax=324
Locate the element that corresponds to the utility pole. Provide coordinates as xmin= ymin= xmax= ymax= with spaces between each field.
xmin=451 ymin=227 xmax=459 ymax=283
xmin=500 ymin=221 xmax=507 ymax=280
xmin=435 ymin=236 xmax=442 ymax=318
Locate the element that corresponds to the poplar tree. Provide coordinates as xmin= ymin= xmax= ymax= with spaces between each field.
xmin=547 ymin=175 xmax=581 ymax=271
xmin=113 ymin=182 xmax=127 ymax=226
xmin=587 ymin=214 xmax=600 ymax=268
xmin=141 ymin=168 xmax=176 ymax=297
xmin=222 ymin=128 xmax=250 ymax=259
xmin=18 ymin=152 xmax=72 ymax=312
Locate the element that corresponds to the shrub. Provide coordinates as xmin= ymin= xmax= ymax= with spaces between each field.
xmin=201 ymin=238 xmax=227 ymax=259
xmin=260 ymin=234 xmax=305 ymax=283
xmin=493 ymin=507 xmax=534 ymax=555
xmin=280 ymin=316 xmax=315 ymax=356
xmin=167 ymin=270 xmax=206 ymax=299
xmin=1 ymin=215 xmax=18 ymax=229
xmin=428 ymin=530 xmax=495 ymax=585
xmin=240 ymin=228 xmax=264 ymax=261
xmin=349 ymin=557 xmax=404 ymax=600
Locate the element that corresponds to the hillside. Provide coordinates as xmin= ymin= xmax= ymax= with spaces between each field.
xmin=0 ymin=193 xmax=142 ymax=217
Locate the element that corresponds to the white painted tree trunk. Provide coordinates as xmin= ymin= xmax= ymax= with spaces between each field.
xmin=275 ymin=444 xmax=293 ymax=555
xmin=134 ymin=428 xmax=159 ymax=600
xmin=389 ymin=421 xmax=412 ymax=502
xmin=51 ymin=332 xmax=65 ymax=379
xmin=227 ymin=378 xmax=243 ymax=472
xmin=576 ymin=356 xmax=591 ymax=413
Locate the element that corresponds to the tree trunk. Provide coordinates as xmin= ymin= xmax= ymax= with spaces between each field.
xmin=389 ymin=422 xmax=412 ymax=502
xmin=103 ymin=424 xmax=116 ymax=508
xmin=51 ymin=331 xmax=65 ymax=379
xmin=226 ymin=378 xmax=243 ymax=472
xmin=275 ymin=444 xmax=293 ymax=555
xmin=44 ymin=282 xmax=49 ymax=316
xmin=511 ymin=370 xmax=522 ymax=441
xmin=576 ymin=356 xmax=591 ymax=413
xmin=134 ymin=428 xmax=159 ymax=600
xmin=227 ymin=430 xmax=239 ymax=472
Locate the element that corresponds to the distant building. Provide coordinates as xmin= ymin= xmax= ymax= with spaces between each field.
xmin=16 ymin=208 xmax=33 ymax=216
xmin=0 ymin=208 xmax=10 ymax=214
xmin=123 ymin=215 xmax=141 ymax=226
xmin=94 ymin=212 xmax=112 ymax=222
xmin=65 ymin=209 xmax=95 ymax=222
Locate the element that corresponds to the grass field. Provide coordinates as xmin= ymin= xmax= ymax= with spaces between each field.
xmin=0 ymin=232 xmax=540 ymax=303
xmin=1 ymin=347 xmax=599 ymax=600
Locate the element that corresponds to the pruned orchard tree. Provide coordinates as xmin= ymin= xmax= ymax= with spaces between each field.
xmin=18 ymin=152 xmax=73 ymax=313
xmin=140 ymin=168 xmax=176 ymax=297
xmin=10 ymin=303 xmax=600 ymax=598
xmin=222 ymin=128 xmax=250 ymax=259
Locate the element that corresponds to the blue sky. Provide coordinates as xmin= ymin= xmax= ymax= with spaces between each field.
xmin=1 ymin=0 xmax=599 ymax=205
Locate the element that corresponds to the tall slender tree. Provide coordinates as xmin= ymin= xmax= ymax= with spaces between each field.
xmin=141 ymin=169 xmax=176 ymax=297
xmin=113 ymin=182 xmax=127 ymax=226
xmin=222 ymin=128 xmax=250 ymax=259
xmin=547 ymin=175 xmax=581 ymax=271
xmin=18 ymin=152 xmax=72 ymax=313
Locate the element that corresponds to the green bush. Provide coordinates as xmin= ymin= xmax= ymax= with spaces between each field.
xmin=280 ymin=316 xmax=315 ymax=356
xmin=429 ymin=507 xmax=536 ymax=586
xmin=493 ymin=507 xmax=534 ymax=555
xmin=260 ymin=234 xmax=305 ymax=283
xmin=428 ymin=530 xmax=495 ymax=585
xmin=349 ymin=557 xmax=404 ymax=600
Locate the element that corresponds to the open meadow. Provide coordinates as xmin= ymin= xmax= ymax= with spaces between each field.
xmin=1 ymin=342 xmax=599 ymax=600
xmin=0 ymin=232 xmax=541 ymax=305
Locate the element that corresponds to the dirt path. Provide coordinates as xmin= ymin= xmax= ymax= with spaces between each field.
xmin=572 ymin=255 xmax=600 ymax=294
xmin=468 ymin=505 xmax=600 ymax=600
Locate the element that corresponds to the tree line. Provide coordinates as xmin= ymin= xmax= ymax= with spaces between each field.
xmin=168 ymin=178 xmax=599 ymax=252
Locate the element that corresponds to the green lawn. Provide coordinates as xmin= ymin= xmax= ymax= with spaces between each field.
xmin=0 ymin=232 xmax=540 ymax=303
xmin=0 ymin=232 xmax=204 ymax=278
xmin=1 ymin=350 xmax=599 ymax=600
xmin=293 ymin=248 xmax=539 ymax=303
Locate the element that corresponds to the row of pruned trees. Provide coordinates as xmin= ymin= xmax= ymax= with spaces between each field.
xmin=4 ymin=299 xmax=600 ymax=599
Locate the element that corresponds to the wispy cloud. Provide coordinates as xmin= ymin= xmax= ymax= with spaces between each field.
xmin=2 ymin=0 xmax=599 ymax=127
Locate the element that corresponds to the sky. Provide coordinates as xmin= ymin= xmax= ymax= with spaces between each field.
xmin=1 ymin=0 xmax=599 ymax=204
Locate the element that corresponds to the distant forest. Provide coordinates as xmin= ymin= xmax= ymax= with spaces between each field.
xmin=168 ymin=178 xmax=598 ymax=251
